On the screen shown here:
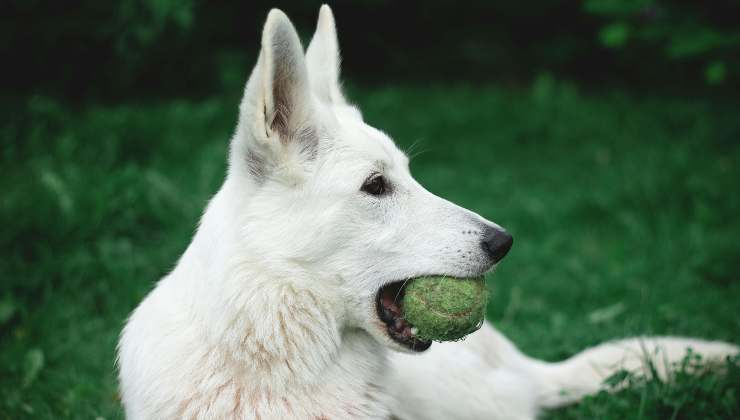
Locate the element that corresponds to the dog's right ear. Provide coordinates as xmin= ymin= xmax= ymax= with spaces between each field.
xmin=232 ymin=9 xmax=317 ymax=184
xmin=306 ymin=5 xmax=345 ymax=104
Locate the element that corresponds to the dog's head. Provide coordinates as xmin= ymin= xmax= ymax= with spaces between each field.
xmin=228 ymin=6 xmax=512 ymax=353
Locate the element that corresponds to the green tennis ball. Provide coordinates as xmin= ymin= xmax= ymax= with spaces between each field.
xmin=402 ymin=276 xmax=488 ymax=342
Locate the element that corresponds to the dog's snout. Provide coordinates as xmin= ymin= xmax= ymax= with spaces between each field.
xmin=481 ymin=227 xmax=513 ymax=263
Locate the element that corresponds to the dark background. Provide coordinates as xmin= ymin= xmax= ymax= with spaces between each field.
xmin=2 ymin=1 xmax=739 ymax=419
xmin=3 ymin=0 xmax=740 ymax=102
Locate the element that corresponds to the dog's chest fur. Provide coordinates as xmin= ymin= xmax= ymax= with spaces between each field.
xmin=119 ymin=271 xmax=395 ymax=419
xmin=177 ymin=332 xmax=393 ymax=419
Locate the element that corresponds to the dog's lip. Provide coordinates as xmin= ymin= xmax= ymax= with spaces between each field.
xmin=375 ymin=279 xmax=432 ymax=352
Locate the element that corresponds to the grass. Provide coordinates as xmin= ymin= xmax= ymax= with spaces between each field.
xmin=550 ymin=351 xmax=740 ymax=419
xmin=1 ymin=77 xmax=739 ymax=418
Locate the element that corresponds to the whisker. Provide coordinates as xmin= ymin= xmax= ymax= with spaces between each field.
xmin=404 ymin=139 xmax=429 ymax=161
xmin=394 ymin=277 xmax=414 ymax=303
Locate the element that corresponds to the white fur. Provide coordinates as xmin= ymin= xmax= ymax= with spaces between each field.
xmin=118 ymin=6 xmax=738 ymax=419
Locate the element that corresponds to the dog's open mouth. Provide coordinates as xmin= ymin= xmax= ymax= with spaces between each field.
xmin=376 ymin=281 xmax=432 ymax=352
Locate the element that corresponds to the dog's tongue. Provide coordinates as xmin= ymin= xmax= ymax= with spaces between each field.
xmin=379 ymin=286 xmax=415 ymax=339
xmin=380 ymin=290 xmax=402 ymax=317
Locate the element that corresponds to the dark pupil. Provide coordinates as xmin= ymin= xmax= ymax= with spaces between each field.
xmin=364 ymin=176 xmax=385 ymax=195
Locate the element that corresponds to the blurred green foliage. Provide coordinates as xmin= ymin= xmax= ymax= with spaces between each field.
xmin=3 ymin=1 xmax=739 ymax=102
xmin=114 ymin=0 xmax=195 ymax=64
xmin=585 ymin=0 xmax=740 ymax=85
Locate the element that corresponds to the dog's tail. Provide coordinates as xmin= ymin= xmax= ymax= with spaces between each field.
xmin=525 ymin=337 xmax=738 ymax=408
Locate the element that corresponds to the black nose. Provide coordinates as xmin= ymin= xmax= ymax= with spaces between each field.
xmin=481 ymin=227 xmax=513 ymax=263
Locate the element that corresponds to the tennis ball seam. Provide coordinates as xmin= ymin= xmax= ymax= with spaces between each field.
xmin=406 ymin=292 xmax=483 ymax=320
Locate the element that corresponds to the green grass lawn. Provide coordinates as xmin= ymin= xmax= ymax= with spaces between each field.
xmin=1 ymin=79 xmax=739 ymax=418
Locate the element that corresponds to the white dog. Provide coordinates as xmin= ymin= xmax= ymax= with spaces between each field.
xmin=118 ymin=6 xmax=737 ymax=419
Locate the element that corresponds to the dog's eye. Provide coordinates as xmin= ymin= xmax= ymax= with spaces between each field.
xmin=361 ymin=174 xmax=388 ymax=196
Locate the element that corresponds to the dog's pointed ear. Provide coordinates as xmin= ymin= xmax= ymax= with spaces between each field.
xmin=306 ymin=5 xmax=345 ymax=104
xmin=234 ymin=9 xmax=317 ymax=183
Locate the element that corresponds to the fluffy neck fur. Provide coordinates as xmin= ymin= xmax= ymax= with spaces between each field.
xmin=120 ymin=179 xmax=392 ymax=419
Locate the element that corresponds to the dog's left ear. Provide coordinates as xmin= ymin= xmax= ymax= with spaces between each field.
xmin=306 ymin=5 xmax=345 ymax=104
xmin=233 ymin=9 xmax=317 ymax=183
